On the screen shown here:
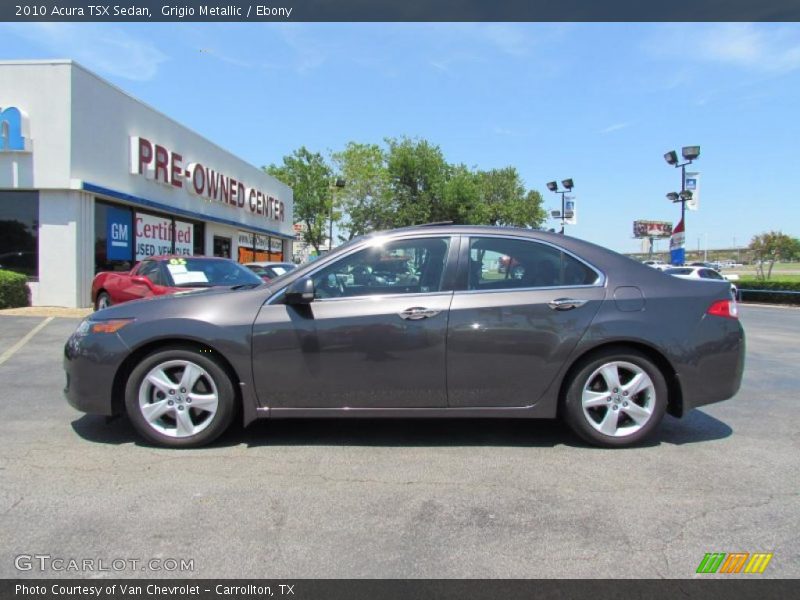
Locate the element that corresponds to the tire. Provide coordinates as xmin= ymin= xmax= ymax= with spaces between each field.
xmin=124 ymin=347 xmax=236 ymax=448
xmin=95 ymin=292 xmax=112 ymax=311
xmin=562 ymin=347 xmax=668 ymax=448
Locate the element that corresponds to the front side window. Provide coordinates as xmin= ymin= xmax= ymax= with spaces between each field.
xmin=311 ymin=237 xmax=450 ymax=299
xmin=468 ymin=237 xmax=599 ymax=291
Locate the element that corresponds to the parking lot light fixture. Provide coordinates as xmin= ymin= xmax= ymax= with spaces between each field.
xmin=664 ymin=144 xmax=700 ymax=265
xmin=682 ymin=146 xmax=701 ymax=161
xmin=547 ymin=178 xmax=574 ymax=235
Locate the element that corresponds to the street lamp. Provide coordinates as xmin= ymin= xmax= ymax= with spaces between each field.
xmin=663 ymin=145 xmax=700 ymax=264
xmin=329 ymin=177 xmax=346 ymax=252
xmin=546 ymin=179 xmax=574 ymax=234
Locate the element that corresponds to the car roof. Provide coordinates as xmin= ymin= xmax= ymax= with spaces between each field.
xmin=143 ymin=255 xmax=229 ymax=262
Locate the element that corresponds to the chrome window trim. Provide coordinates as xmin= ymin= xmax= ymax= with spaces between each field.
xmin=460 ymin=233 xmax=606 ymax=293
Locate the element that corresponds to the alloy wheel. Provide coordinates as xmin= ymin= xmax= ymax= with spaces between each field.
xmin=137 ymin=359 xmax=219 ymax=438
xmin=581 ymin=360 xmax=656 ymax=438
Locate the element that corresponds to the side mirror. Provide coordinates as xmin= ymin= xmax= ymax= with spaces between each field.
xmin=130 ymin=275 xmax=155 ymax=289
xmin=285 ymin=277 xmax=315 ymax=305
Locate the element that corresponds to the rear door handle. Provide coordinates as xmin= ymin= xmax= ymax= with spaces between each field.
xmin=548 ymin=298 xmax=587 ymax=311
xmin=399 ymin=307 xmax=440 ymax=320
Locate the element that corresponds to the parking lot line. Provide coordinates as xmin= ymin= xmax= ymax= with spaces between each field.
xmin=0 ymin=316 xmax=54 ymax=366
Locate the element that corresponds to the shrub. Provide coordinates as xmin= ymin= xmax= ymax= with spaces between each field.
xmin=737 ymin=280 xmax=800 ymax=305
xmin=0 ymin=270 xmax=30 ymax=309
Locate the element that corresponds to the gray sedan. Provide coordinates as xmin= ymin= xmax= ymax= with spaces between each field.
xmin=64 ymin=225 xmax=744 ymax=448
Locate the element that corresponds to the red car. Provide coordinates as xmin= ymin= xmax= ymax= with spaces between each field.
xmin=91 ymin=255 xmax=263 ymax=310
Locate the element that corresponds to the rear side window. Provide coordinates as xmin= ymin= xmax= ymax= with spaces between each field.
xmin=467 ymin=237 xmax=599 ymax=291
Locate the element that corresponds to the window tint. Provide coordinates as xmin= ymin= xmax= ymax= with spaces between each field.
xmin=311 ymin=237 xmax=450 ymax=299
xmin=468 ymin=237 xmax=599 ymax=291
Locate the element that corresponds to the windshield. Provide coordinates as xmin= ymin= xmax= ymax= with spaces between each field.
xmin=164 ymin=258 xmax=264 ymax=287
xmin=664 ymin=268 xmax=694 ymax=276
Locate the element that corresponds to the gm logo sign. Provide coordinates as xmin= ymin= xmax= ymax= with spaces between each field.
xmin=106 ymin=206 xmax=133 ymax=261
xmin=0 ymin=106 xmax=31 ymax=152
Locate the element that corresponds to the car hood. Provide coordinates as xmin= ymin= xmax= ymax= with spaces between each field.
xmin=91 ymin=284 xmax=273 ymax=320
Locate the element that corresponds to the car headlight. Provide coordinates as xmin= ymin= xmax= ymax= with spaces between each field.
xmin=74 ymin=318 xmax=135 ymax=335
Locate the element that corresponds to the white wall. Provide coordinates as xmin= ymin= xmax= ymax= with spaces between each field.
xmin=0 ymin=61 xmax=72 ymax=190
xmin=37 ymin=189 xmax=93 ymax=307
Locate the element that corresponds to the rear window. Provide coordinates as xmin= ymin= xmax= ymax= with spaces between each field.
xmin=664 ymin=268 xmax=693 ymax=275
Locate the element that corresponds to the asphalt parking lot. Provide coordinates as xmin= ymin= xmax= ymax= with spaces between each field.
xmin=0 ymin=305 xmax=797 ymax=579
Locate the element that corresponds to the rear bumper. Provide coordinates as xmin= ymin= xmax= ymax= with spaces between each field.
xmin=63 ymin=331 xmax=129 ymax=416
xmin=678 ymin=316 xmax=745 ymax=413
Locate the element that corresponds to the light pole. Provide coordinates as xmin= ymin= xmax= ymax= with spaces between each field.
xmin=328 ymin=177 xmax=346 ymax=252
xmin=664 ymin=146 xmax=700 ymax=264
xmin=546 ymin=178 xmax=574 ymax=234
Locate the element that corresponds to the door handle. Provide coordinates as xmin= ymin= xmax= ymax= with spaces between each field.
xmin=399 ymin=307 xmax=440 ymax=320
xmin=548 ymin=298 xmax=587 ymax=311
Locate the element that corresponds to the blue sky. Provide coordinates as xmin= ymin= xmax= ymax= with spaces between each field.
xmin=2 ymin=22 xmax=799 ymax=253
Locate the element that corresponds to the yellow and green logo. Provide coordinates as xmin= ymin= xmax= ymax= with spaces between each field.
xmin=696 ymin=552 xmax=773 ymax=574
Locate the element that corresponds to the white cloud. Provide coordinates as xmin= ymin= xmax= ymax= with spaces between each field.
xmin=1 ymin=23 xmax=167 ymax=81
xmin=599 ymin=122 xmax=631 ymax=134
xmin=650 ymin=24 xmax=800 ymax=74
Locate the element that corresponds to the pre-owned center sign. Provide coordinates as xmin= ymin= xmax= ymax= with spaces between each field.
xmin=129 ymin=136 xmax=286 ymax=224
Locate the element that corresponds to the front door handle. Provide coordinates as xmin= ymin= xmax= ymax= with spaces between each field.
xmin=399 ymin=307 xmax=440 ymax=320
xmin=548 ymin=298 xmax=587 ymax=311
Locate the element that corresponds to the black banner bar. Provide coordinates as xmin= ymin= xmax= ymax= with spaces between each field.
xmin=3 ymin=0 xmax=800 ymax=22
xmin=2 ymin=579 xmax=798 ymax=600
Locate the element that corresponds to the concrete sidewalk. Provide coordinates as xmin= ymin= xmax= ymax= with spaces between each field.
xmin=0 ymin=306 xmax=92 ymax=318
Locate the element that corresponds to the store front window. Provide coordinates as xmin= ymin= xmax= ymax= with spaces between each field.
xmin=213 ymin=235 xmax=231 ymax=258
xmin=95 ymin=199 xmax=206 ymax=273
xmin=236 ymin=230 xmax=284 ymax=263
xmin=0 ymin=191 xmax=39 ymax=280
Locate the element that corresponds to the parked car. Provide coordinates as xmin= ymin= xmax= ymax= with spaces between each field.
xmin=244 ymin=261 xmax=296 ymax=282
xmin=663 ymin=266 xmax=738 ymax=297
xmin=65 ymin=225 xmax=744 ymax=448
xmin=642 ymin=260 xmax=671 ymax=271
xmin=91 ymin=256 xmax=263 ymax=310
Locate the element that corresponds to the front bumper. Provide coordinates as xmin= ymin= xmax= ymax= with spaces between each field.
xmin=63 ymin=329 xmax=130 ymax=416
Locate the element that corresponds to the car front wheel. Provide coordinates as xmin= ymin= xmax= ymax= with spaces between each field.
xmin=124 ymin=348 xmax=236 ymax=448
xmin=95 ymin=292 xmax=112 ymax=311
xmin=562 ymin=348 xmax=667 ymax=447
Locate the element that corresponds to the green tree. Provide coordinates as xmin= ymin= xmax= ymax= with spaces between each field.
xmin=474 ymin=167 xmax=546 ymax=228
xmin=749 ymin=231 xmax=800 ymax=280
xmin=442 ymin=164 xmax=482 ymax=224
xmin=331 ymin=142 xmax=392 ymax=240
xmin=265 ymin=147 xmax=332 ymax=254
xmin=385 ymin=137 xmax=449 ymax=226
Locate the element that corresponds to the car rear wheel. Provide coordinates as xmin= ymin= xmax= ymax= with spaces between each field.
xmin=95 ymin=292 xmax=112 ymax=311
xmin=562 ymin=348 xmax=667 ymax=447
xmin=124 ymin=348 xmax=236 ymax=448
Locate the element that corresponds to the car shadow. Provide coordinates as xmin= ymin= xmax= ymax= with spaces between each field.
xmin=70 ymin=409 xmax=732 ymax=449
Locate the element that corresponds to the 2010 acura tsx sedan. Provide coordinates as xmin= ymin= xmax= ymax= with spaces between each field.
xmin=64 ymin=225 xmax=745 ymax=448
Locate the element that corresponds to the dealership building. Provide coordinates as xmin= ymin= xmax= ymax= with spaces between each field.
xmin=0 ymin=60 xmax=294 ymax=308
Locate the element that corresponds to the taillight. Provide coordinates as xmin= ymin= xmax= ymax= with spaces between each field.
xmin=707 ymin=299 xmax=738 ymax=319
